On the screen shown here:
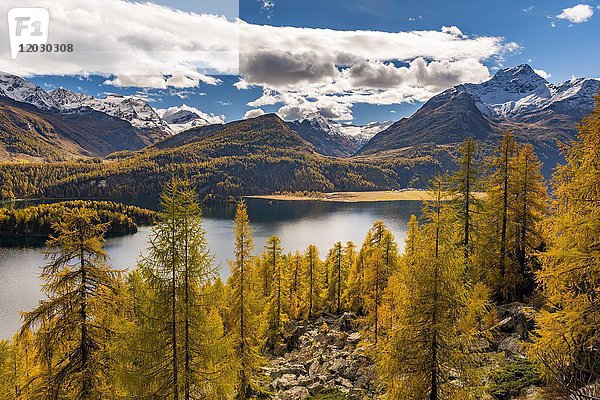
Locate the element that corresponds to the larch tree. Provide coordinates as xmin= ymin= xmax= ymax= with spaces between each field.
xmin=287 ymin=251 xmax=303 ymax=320
xmin=0 ymin=331 xmax=40 ymax=399
xmin=325 ymin=241 xmax=346 ymax=314
xmin=344 ymin=245 xmax=367 ymax=315
xmin=132 ymin=176 xmax=232 ymax=399
xmin=379 ymin=177 xmax=489 ymax=400
xmin=340 ymin=241 xmax=357 ymax=312
xmin=448 ymin=137 xmax=481 ymax=264
xmin=20 ymin=209 xmax=124 ymax=399
xmin=0 ymin=340 xmax=12 ymax=398
xmin=511 ymin=144 xmax=547 ymax=296
xmin=302 ymin=244 xmax=322 ymax=319
xmin=262 ymin=235 xmax=287 ymax=348
xmin=528 ymin=96 xmax=600 ymax=399
xmin=226 ymin=201 xmax=262 ymax=399
xmin=481 ymin=132 xmax=519 ymax=300
xmin=361 ymin=221 xmax=399 ymax=344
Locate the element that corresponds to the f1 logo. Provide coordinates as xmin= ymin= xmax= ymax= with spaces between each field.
xmin=8 ymin=8 xmax=49 ymax=59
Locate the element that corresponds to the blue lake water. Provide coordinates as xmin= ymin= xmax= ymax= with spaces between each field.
xmin=0 ymin=198 xmax=423 ymax=339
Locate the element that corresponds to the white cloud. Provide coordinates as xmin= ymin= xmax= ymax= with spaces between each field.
xmin=235 ymin=23 xmax=517 ymax=120
xmin=522 ymin=6 xmax=534 ymax=12
xmin=440 ymin=26 xmax=466 ymax=38
xmin=557 ymin=4 xmax=594 ymax=23
xmin=244 ymin=108 xmax=266 ymax=119
xmin=156 ymin=104 xmax=224 ymax=125
xmin=0 ymin=0 xmax=519 ymax=121
xmin=343 ymin=58 xmax=489 ymax=91
xmin=533 ymin=68 xmax=551 ymax=80
xmin=248 ymin=90 xmax=280 ymax=107
xmin=0 ymin=0 xmax=239 ymax=86
xmin=261 ymin=0 xmax=275 ymax=10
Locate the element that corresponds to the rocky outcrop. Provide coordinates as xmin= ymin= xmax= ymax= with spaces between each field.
xmin=262 ymin=313 xmax=378 ymax=399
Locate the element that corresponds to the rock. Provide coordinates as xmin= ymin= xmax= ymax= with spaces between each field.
xmin=329 ymin=357 xmax=347 ymax=373
xmin=337 ymin=312 xmax=354 ymax=332
xmin=498 ymin=333 xmax=525 ymax=357
xmin=496 ymin=317 xmax=513 ymax=332
xmin=307 ymin=381 xmax=324 ymax=395
xmin=278 ymin=386 xmax=310 ymax=400
xmin=265 ymin=313 xmax=375 ymax=399
xmin=497 ymin=302 xmax=537 ymax=340
xmin=337 ymin=377 xmax=353 ymax=388
xmin=308 ymin=360 xmax=320 ymax=377
xmin=347 ymin=332 xmax=362 ymax=344
xmin=276 ymin=374 xmax=298 ymax=390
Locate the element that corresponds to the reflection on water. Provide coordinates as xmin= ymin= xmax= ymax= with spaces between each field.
xmin=0 ymin=198 xmax=423 ymax=339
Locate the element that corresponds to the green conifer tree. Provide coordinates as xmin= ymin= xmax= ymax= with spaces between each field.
xmin=226 ymin=201 xmax=262 ymax=398
xmin=528 ymin=96 xmax=600 ymax=398
xmin=21 ymin=209 xmax=124 ymax=399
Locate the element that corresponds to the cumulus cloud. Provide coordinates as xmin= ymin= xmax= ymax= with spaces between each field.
xmin=241 ymin=23 xmax=512 ymax=63
xmin=344 ymin=58 xmax=489 ymax=90
xmin=156 ymin=104 xmax=225 ymax=125
xmin=235 ymin=23 xmax=517 ymax=120
xmin=0 ymin=0 xmax=239 ymax=86
xmin=533 ymin=68 xmax=551 ymax=80
xmin=244 ymin=108 xmax=266 ymax=119
xmin=557 ymin=4 xmax=594 ymax=23
xmin=440 ymin=26 xmax=466 ymax=38
xmin=240 ymin=50 xmax=338 ymax=88
xmin=0 ymin=0 xmax=519 ymax=121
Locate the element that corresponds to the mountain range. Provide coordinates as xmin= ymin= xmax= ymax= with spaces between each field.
xmin=356 ymin=64 xmax=599 ymax=178
xmin=0 ymin=65 xmax=598 ymax=192
xmin=0 ymin=73 xmax=391 ymax=162
xmin=287 ymin=113 xmax=392 ymax=157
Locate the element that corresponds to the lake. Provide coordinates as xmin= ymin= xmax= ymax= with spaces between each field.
xmin=0 ymin=198 xmax=423 ymax=339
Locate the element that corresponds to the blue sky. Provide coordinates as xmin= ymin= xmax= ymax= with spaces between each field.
xmin=241 ymin=0 xmax=599 ymax=81
xmin=16 ymin=0 xmax=600 ymax=125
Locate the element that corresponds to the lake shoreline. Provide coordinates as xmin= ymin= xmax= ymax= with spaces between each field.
xmin=246 ymin=190 xmax=434 ymax=203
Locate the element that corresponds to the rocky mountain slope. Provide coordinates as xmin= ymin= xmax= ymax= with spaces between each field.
xmin=356 ymin=65 xmax=599 ymax=178
xmin=261 ymin=304 xmax=547 ymax=400
xmin=0 ymin=96 xmax=149 ymax=161
xmin=262 ymin=313 xmax=377 ymax=399
xmin=0 ymin=73 xmax=171 ymax=159
xmin=287 ymin=114 xmax=392 ymax=158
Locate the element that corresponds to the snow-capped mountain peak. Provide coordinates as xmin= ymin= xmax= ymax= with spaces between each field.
xmin=156 ymin=105 xmax=224 ymax=133
xmin=49 ymin=87 xmax=94 ymax=107
xmin=46 ymin=88 xmax=167 ymax=130
xmin=458 ymin=64 xmax=599 ymax=118
xmin=300 ymin=112 xmax=340 ymax=136
xmin=0 ymin=72 xmax=60 ymax=110
xmin=336 ymin=121 xmax=395 ymax=142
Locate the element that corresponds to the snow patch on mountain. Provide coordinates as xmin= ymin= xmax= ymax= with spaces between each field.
xmin=295 ymin=113 xmax=392 ymax=143
xmin=0 ymin=72 xmax=60 ymax=110
xmin=49 ymin=89 xmax=168 ymax=130
xmin=156 ymin=105 xmax=224 ymax=133
xmin=458 ymin=64 xmax=600 ymax=119
xmin=336 ymin=121 xmax=394 ymax=142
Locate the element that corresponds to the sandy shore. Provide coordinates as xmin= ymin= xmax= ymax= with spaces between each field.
xmin=246 ymin=190 xmax=439 ymax=202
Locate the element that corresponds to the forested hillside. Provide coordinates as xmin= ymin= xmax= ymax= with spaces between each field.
xmin=0 ymin=97 xmax=151 ymax=161
xmin=0 ymin=98 xmax=597 ymax=399
xmin=0 ymin=200 xmax=156 ymax=238
xmin=0 ymin=114 xmax=401 ymax=204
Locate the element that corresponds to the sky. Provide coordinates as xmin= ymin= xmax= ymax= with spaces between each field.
xmin=1 ymin=0 xmax=599 ymax=125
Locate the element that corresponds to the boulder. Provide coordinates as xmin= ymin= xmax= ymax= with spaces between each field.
xmin=347 ymin=332 xmax=362 ymax=344
xmin=278 ymin=386 xmax=310 ymax=400
xmin=498 ymin=333 xmax=525 ymax=357
xmin=497 ymin=302 xmax=537 ymax=340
